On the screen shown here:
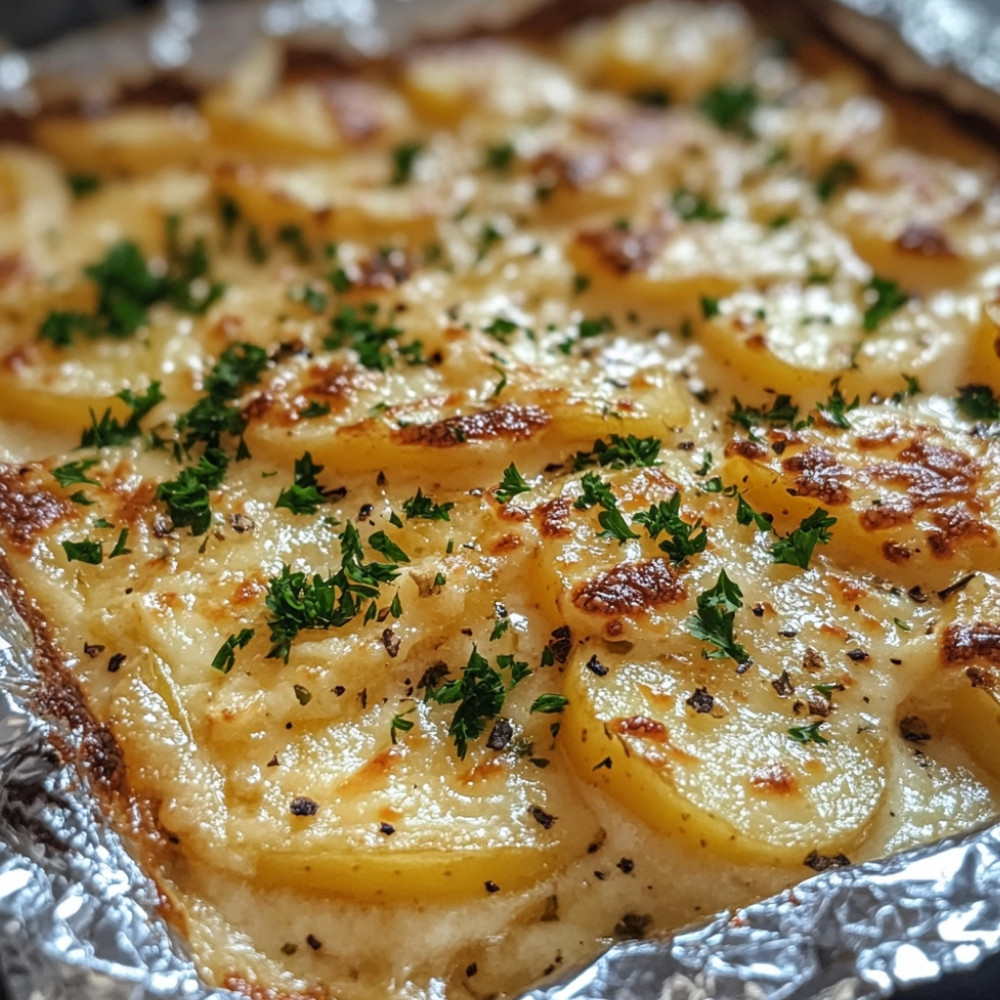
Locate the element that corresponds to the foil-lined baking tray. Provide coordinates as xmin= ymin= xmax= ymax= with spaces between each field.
xmin=3 ymin=2 xmax=1000 ymax=998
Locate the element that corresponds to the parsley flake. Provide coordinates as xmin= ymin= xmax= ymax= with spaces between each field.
xmin=787 ymin=722 xmax=830 ymax=745
xmin=862 ymin=276 xmax=908 ymax=331
xmin=276 ymin=453 xmax=329 ymax=516
xmin=156 ymin=447 xmax=229 ymax=536
xmin=770 ymin=508 xmax=836 ymax=569
xmin=61 ymin=538 xmax=104 ymax=565
xmin=687 ymin=570 xmax=750 ymax=667
xmin=402 ymin=488 xmax=453 ymax=521
xmin=495 ymin=463 xmax=531 ymax=504
xmin=212 ymin=628 xmax=255 ymax=673
xmin=572 ymin=434 xmax=661 ymax=471
xmin=81 ymin=382 xmax=164 ymax=449
xmin=632 ymin=492 xmax=707 ymax=563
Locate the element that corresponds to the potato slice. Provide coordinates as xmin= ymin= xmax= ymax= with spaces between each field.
xmin=203 ymin=45 xmax=413 ymax=159
xmin=722 ymin=408 xmax=1000 ymax=591
xmin=562 ymin=634 xmax=888 ymax=865
xmin=33 ymin=108 xmax=209 ymax=176
xmin=564 ymin=1 xmax=752 ymax=100
xmin=697 ymin=283 xmax=973 ymax=399
xmin=403 ymin=40 xmax=578 ymax=124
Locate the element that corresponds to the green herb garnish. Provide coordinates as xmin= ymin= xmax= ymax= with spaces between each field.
xmin=156 ymin=447 xmax=229 ymax=535
xmin=687 ymin=569 xmax=749 ymax=667
xmin=787 ymin=722 xmax=829 ymax=745
xmin=572 ymin=434 xmax=661 ymax=471
xmin=862 ymin=276 xmax=908 ymax=331
xmin=770 ymin=508 xmax=836 ymax=569
xmin=402 ymin=487 xmax=453 ymax=521
xmin=632 ymin=492 xmax=707 ymax=563
xmin=212 ymin=628 xmax=255 ymax=673
xmin=81 ymin=382 xmax=164 ymax=449
xmin=495 ymin=463 xmax=531 ymax=504
xmin=276 ymin=452 xmax=328 ymax=516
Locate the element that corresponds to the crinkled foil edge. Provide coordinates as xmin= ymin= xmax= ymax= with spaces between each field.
xmin=3 ymin=2 xmax=1000 ymax=999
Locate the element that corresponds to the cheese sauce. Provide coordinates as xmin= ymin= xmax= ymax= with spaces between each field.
xmin=2 ymin=4 xmax=1000 ymax=998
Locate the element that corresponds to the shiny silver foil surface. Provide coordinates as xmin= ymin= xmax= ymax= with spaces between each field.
xmin=2 ymin=2 xmax=1000 ymax=999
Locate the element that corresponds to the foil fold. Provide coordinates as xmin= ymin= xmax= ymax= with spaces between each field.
xmin=3 ymin=2 xmax=1000 ymax=999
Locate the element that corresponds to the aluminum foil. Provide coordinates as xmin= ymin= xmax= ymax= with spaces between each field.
xmin=3 ymin=2 xmax=1000 ymax=999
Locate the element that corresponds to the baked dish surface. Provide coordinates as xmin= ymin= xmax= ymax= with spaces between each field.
xmin=2 ymin=2 xmax=1000 ymax=997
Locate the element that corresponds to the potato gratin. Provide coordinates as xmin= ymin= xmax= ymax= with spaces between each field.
xmin=2 ymin=2 xmax=1000 ymax=998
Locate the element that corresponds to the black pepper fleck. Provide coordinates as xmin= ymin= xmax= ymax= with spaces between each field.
xmin=686 ymin=687 xmax=714 ymax=713
xmin=107 ymin=652 xmax=126 ymax=673
xmin=486 ymin=718 xmax=514 ymax=751
xmin=529 ymin=805 xmax=556 ymax=829
xmin=484 ymin=880 xmax=500 ymax=893
xmin=586 ymin=654 xmax=608 ymax=677
xmin=290 ymin=797 xmax=318 ymax=816
xmin=804 ymin=850 xmax=851 ymax=871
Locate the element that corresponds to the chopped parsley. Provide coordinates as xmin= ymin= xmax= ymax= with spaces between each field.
xmin=212 ymin=628 xmax=255 ymax=673
xmin=672 ymin=187 xmax=726 ymax=222
xmin=698 ymin=83 xmax=758 ymax=135
xmin=574 ymin=471 xmax=618 ymax=511
xmin=770 ymin=508 xmax=836 ymax=569
xmin=483 ymin=317 xmax=520 ymax=344
xmin=323 ymin=303 xmax=401 ymax=372
xmin=862 ymin=276 xmax=908 ymax=331
xmin=51 ymin=459 xmax=100 ymax=489
xmin=735 ymin=493 xmax=773 ymax=532
xmin=299 ymin=401 xmax=331 ymax=419
xmin=728 ymin=394 xmax=800 ymax=432
xmin=277 ymin=224 xmax=311 ymax=263
xmin=390 ymin=709 xmax=415 ymax=743
xmin=61 ymin=538 xmax=104 ymax=565
xmin=289 ymin=284 xmax=328 ymax=314
xmin=425 ymin=646 xmax=529 ymax=759
xmin=571 ymin=434 xmax=661 ymax=471
xmin=484 ymin=141 xmax=516 ymax=172
xmin=700 ymin=296 xmax=720 ymax=320
xmin=891 ymin=374 xmax=922 ymax=404
xmin=955 ymin=384 xmax=1000 ymax=421
xmin=495 ymin=463 xmax=531 ymax=504
xmin=80 ymin=382 xmax=164 ymax=449
xmin=263 ymin=522 xmax=402 ymax=662
xmin=574 ymin=472 xmax=638 ymax=544
xmin=368 ymin=531 xmax=410 ymax=564
xmin=67 ymin=173 xmax=101 ymax=198
xmin=108 ymin=528 xmax=131 ymax=559
xmin=815 ymin=159 xmax=858 ymax=202
xmin=402 ymin=488 xmax=453 ymax=521
xmin=390 ymin=140 xmax=424 ymax=185
xmin=530 ymin=693 xmax=568 ymax=714
xmin=687 ymin=569 xmax=749 ymax=667
xmin=276 ymin=452 xmax=328 ymax=516
xmin=815 ymin=380 xmax=859 ymax=429
xmin=787 ymin=722 xmax=830 ymax=746
xmin=156 ymin=447 xmax=230 ymax=535
xmin=176 ymin=342 xmax=269 ymax=451
xmin=577 ymin=315 xmax=615 ymax=339
xmin=476 ymin=221 xmax=503 ymax=260
xmin=633 ymin=492 xmax=708 ymax=563
xmin=40 ymin=226 xmax=225 ymax=347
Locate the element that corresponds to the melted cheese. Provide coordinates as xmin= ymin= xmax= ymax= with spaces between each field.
xmin=2 ymin=4 xmax=1000 ymax=998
